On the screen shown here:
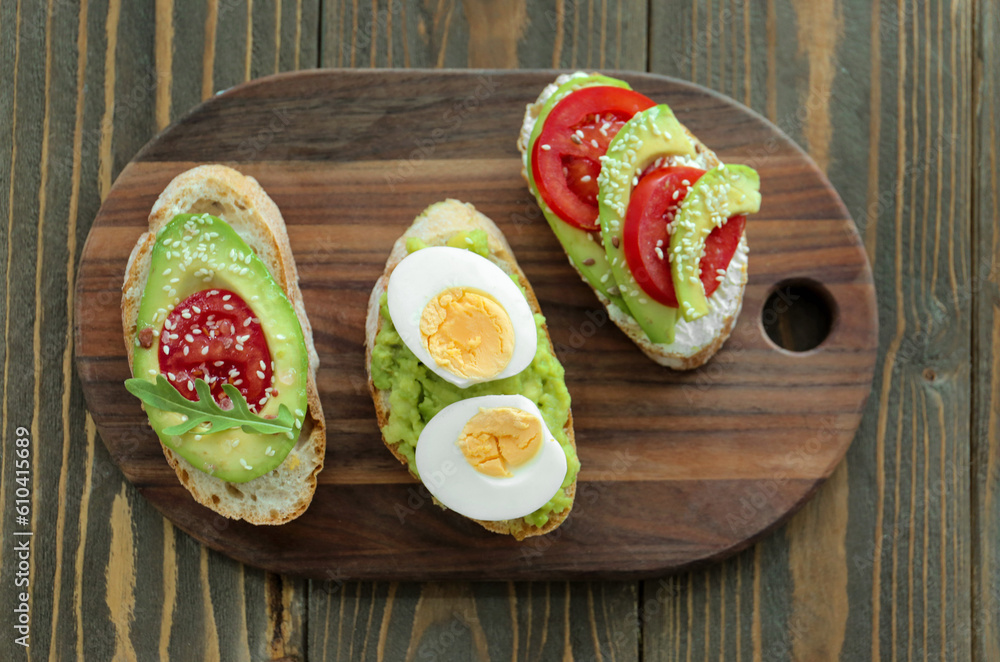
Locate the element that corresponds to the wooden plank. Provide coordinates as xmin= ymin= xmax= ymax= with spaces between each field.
xmin=0 ymin=0 xmax=317 ymax=659
xmin=974 ymin=0 xmax=1000 ymax=659
xmin=320 ymin=0 xmax=647 ymax=70
xmin=308 ymin=581 xmax=638 ymax=661
xmin=314 ymin=1 xmax=648 ymax=657
xmin=646 ymin=0 xmax=973 ymax=659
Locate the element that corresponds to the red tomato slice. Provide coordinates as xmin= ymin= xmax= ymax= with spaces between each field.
xmin=158 ymin=288 xmax=275 ymax=413
xmin=531 ymin=86 xmax=655 ymax=231
xmin=623 ymin=166 xmax=747 ymax=308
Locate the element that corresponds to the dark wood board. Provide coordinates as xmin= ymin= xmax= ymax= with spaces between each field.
xmin=73 ymin=69 xmax=877 ymax=581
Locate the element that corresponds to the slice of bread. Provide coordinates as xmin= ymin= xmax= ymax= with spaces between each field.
xmin=517 ymin=75 xmax=749 ymax=370
xmin=364 ymin=199 xmax=576 ymax=540
xmin=122 ymin=164 xmax=326 ymax=525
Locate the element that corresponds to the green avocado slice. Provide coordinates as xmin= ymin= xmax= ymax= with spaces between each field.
xmin=131 ymin=213 xmax=310 ymax=483
xmin=671 ymin=165 xmax=761 ymax=321
xmin=524 ymin=74 xmax=631 ymax=309
xmin=596 ymin=104 xmax=696 ymax=344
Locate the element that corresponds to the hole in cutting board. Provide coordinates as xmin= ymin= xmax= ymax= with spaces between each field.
xmin=761 ymin=279 xmax=835 ymax=352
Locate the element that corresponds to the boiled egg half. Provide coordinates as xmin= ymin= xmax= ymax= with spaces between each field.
xmin=387 ymin=246 xmax=538 ymax=388
xmin=415 ymin=394 xmax=568 ymax=521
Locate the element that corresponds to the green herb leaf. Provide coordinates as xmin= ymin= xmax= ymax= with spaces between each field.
xmin=124 ymin=375 xmax=296 ymax=437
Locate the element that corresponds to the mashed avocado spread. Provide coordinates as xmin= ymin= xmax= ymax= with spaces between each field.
xmin=371 ymin=236 xmax=579 ymax=530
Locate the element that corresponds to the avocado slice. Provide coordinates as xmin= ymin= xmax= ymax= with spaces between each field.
xmin=596 ymin=104 xmax=696 ymax=344
xmin=524 ymin=74 xmax=631 ymax=309
xmin=671 ymin=165 xmax=761 ymax=321
xmin=131 ymin=213 xmax=310 ymax=483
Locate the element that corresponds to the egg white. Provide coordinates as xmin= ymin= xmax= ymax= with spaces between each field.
xmin=414 ymin=394 xmax=568 ymax=522
xmin=387 ymin=246 xmax=538 ymax=388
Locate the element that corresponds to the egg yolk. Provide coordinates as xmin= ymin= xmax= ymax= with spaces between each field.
xmin=456 ymin=407 xmax=544 ymax=478
xmin=420 ymin=287 xmax=515 ymax=381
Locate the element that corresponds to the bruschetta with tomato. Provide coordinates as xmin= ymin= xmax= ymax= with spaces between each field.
xmin=517 ymin=73 xmax=761 ymax=369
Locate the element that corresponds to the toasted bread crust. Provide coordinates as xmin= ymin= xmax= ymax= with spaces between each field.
xmin=518 ymin=78 xmax=748 ymax=370
xmin=364 ymin=200 xmax=576 ymax=540
xmin=122 ymin=165 xmax=326 ymax=525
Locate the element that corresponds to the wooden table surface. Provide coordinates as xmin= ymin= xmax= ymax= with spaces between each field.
xmin=0 ymin=1 xmax=995 ymax=660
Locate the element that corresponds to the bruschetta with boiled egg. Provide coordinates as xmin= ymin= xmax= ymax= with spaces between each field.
xmin=364 ymin=200 xmax=578 ymax=540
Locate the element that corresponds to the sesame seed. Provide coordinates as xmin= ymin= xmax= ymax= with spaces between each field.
xmin=214 ymin=361 xmax=224 ymax=367
xmin=168 ymin=372 xmax=176 ymax=380
xmin=276 ymin=334 xmax=286 ymax=340
xmin=259 ymin=360 xmax=266 ymax=370
xmin=223 ymin=304 xmax=234 ymax=311
xmin=187 ymin=380 xmax=194 ymax=390
xmin=295 ymin=409 xmax=304 ymax=417
xmin=185 ymin=334 xmax=195 ymax=342
xmin=239 ymin=459 xmax=253 ymax=471
xmin=540 ymin=144 xmax=552 ymax=151
xmin=163 ymin=345 xmax=170 ymax=355
xmin=590 ymin=139 xmax=599 ymax=148
xmin=183 ymin=346 xmax=189 ymax=356
xmin=257 ymin=370 xmax=266 ymax=379
xmin=243 ymin=318 xmax=251 ymax=327
xmin=222 ymin=294 xmax=231 ymax=301
xmin=148 ymin=369 xmax=157 ymax=376
xmin=581 ymin=175 xmax=592 ymax=183
xmin=201 ymin=346 xmax=209 ymax=355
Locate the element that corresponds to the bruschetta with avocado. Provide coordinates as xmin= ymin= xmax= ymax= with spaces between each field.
xmin=517 ymin=72 xmax=761 ymax=369
xmin=365 ymin=200 xmax=578 ymax=540
xmin=122 ymin=165 xmax=325 ymax=525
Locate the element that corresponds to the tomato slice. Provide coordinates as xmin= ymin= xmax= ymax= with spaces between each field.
xmin=531 ymin=86 xmax=655 ymax=231
xmin=158 ymin=288 xmax=275 ymax=413
xmin=623 ymin=166 xmax=747 ymax=308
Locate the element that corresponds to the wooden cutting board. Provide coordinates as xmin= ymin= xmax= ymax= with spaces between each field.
xmin=74 ymin=70 xmax=878 ymax=581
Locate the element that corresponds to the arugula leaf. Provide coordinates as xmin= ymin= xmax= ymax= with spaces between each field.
xmin=125 ymin=374 xmax=295 ymax=437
